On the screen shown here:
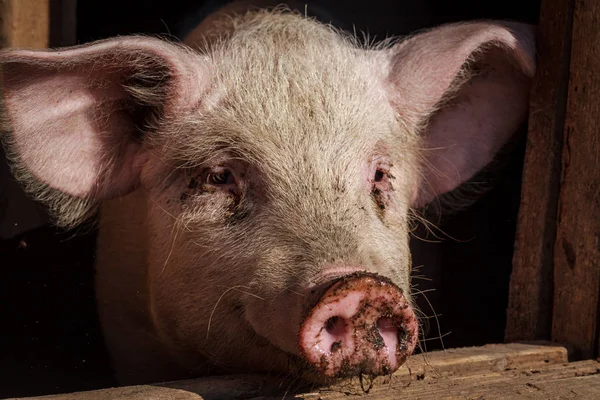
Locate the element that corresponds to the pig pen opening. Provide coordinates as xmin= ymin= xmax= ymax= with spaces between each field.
xmin=0 ymin=0 xmax=539 ymax=398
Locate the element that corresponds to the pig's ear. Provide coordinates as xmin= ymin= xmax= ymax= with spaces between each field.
xmin=0 ymin=36 xmax=208 ymax=226
xmin=384 ymin=22 xmax=536 ymax=207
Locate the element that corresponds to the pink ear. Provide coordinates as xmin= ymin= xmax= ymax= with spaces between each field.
xmin=383 ymin=22 xmax=536 ymax=207
xmin=0 ymin=36 xmax=208 ymax=203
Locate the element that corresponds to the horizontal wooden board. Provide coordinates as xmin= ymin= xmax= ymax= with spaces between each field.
xmin=299 ymin=360 xmax=600 ymax=400
xmin=7 ymin=342 xmax=576 ymax=400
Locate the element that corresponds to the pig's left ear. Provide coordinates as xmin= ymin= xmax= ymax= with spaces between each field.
xmin=382 ymin=22 xmax=536 ymax=207
xmin=0 ymin=37 xmax=209 ymax=226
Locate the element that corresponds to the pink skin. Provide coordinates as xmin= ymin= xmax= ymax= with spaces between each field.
xmin=299 ymin=272 xmax=418 ymax=378
xmin=0 ymin=14 xmax=536 ymax=385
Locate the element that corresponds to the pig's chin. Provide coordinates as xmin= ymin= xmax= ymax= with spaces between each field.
xmin=231 ymin=324 xmax=335 ymax=385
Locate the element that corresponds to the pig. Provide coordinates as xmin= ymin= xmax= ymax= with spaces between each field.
xmin=0 ymin=1 xmax=535 ymax=387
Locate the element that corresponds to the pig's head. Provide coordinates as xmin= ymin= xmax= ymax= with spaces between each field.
xmin=0 ymin=11 xmax=535 ymax=382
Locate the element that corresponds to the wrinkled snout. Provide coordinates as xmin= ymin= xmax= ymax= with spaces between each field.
xmin=299 ymin=273 xmax=418 ymax=378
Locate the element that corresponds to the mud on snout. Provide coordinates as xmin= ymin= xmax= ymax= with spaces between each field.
xmin=298 ymin=272 xmax=418 ymax=379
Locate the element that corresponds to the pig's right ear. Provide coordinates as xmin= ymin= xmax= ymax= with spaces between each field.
xmin=0 ymin=37 xmax=209 ymax=227
xmin=382 ymin=22 xmax=536 ymax=207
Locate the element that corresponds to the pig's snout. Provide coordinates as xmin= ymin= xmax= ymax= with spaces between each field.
xmin=299 ymin=273 xmax=418 ymax=378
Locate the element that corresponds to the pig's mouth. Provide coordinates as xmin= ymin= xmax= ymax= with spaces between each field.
xmin=297 ymin=272 xmax=419 ymax=379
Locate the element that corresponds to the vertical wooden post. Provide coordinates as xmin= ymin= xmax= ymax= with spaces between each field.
xmin=505 ymin=0 xmax=575 ymax=343
xmin=0 ymin=0 xmax=51 ymax=239
xmin=551 ymin=0 xmax=600 ymax=360
xmin=50 ymin=0 xmax=76 ymax=47
xmin=507 ymin=0 xmax=600 ymax=360
xmin=0 ymin=0 xmax=50 ymax=48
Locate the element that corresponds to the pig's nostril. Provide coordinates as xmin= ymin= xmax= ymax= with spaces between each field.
xmin=299 ymin=275 xmax=419 ymax=378
xmin=324 ymin=316 xmax=348 ymax=354
xmin=376 ymin=317 xmax=401 ymax=350
xmin=330 ymin=340 xmax=342 ymax=352
xmin=324 ymin=316 xmax=346 ymax=337
xmin=376 ymin=317 xmax=396 ymax=333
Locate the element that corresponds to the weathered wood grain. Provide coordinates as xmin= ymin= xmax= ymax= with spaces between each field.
xmin=551 ymin=0 xmax=600 ymax=360
xmin=0 ymin=0 xmax=52 ymax=239
xmin=49 ymin=0 xmax=76 ymax=47
xmin=297 ymin=360 xmax=600 ymax=400
xmin=505 ymin=0 xmax=575 ymax=343
xmin=0 ymin=0 xmax=49 ymax=48
xmin=6 ymin=342 xmax=572 ymax=400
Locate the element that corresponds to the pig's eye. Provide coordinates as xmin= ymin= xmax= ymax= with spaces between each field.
xmin=371 ymin=165 xmax=392 ymax=214
xmin=207 ymin=169 xmax=235 ymax=186
xmin=373 ymin=167 xmax=390 ymax=185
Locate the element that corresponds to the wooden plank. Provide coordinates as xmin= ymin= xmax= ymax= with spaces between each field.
xmin=297 ymin=360 xmax=600 ymax=400
xmin=0 ymin=0 xmax=49 ymax=48
xmin=551 ymin=0 xmax=600 ymax=360
xmin=8 ymin=342 xmax=569 ymax=400
xmin=0 ymin=0 xmax=51 ymax=239
xmin=505 ymin=0 xmax=575 ymax=342
xmin=399 ymin=342 xmax=568 ymax=377
xmin=19 ymin=359 xmax=595 ymax=400
xmin=49 ymin=0 xmax=76 ymax=47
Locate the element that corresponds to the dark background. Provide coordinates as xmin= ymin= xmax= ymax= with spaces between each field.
xmin=0 ymin=0 xmax=541 ymax=398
